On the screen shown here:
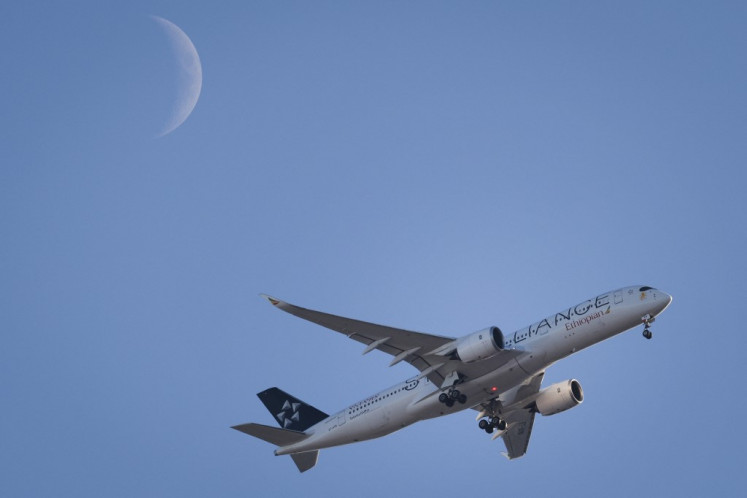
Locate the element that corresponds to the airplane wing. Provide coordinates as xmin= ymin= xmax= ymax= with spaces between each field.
xmin=499 ymin=372 xmax=544 ymax=459
xmin=261 ymin=295 xmax=455 ymax=384
xmin=501 ymin=410 xmax=536 ymax=459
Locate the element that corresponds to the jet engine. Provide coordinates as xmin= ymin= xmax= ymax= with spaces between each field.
xmin=454 ymin=327 xmax=505 ymax=363
xmin=535 ymin=379 xmax=584 ymax=416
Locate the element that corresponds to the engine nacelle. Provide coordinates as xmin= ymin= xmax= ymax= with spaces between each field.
xmin=455 ymin=326 xmax=504 ymax=363
xmin=535 ymin=379 xmax=584 ymax=416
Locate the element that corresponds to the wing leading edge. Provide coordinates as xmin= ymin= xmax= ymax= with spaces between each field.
xmin=260 ymin=295 xmax=526 ymax=389
xmin=261 ymin=295 xmax=454 ymax=384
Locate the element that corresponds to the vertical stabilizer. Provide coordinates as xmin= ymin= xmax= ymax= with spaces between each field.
xmin=257 ymin=387 xmax=329 ymax=432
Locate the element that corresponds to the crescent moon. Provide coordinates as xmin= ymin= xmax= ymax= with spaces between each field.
xmin=151 ymin=16 xmax=202 ymax=137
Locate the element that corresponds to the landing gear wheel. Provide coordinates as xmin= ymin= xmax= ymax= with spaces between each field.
xmin=478 ymin=419 xmax=489 ymax=430
xmin=641 ymin=314 xmax=654 ymax=340
xmin=450 ymin=389 xmax=461 ymax=400
xmin=458 ymin=394 xmax=467 ymax=404
xmin=485 ymin=426 xmax=494 ymax=434
xmin=445 ymin=398 xmax=454 ymax=407
xmin=439 ymin=393 xmax=448 ymax=403
xmin=497 ymin=419 xmax=507 ymax=431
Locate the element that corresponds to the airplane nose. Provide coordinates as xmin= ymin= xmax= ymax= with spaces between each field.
xmin=654 ymin=290 xmax=673 ymax=315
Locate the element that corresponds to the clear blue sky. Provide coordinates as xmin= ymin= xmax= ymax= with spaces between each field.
xmin=2 ymin=1 xmax=746 ymax=496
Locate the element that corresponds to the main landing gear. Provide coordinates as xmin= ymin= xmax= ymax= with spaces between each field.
xmin=438 ymin=388 xmax=467 ymax=407
xmin=438 ymin=373 xmax=467 ymax=407
xmin=642 ymin=314 xmax=655 ymax=340
xmin=478 ymin=416 xmax=506 ymax=434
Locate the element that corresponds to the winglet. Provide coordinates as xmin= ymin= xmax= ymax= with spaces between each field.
xmin=260 ymin=294 xmax=282 ymax=307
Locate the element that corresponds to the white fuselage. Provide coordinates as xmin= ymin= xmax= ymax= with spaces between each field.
xmin=275 ymin=286 xmax=671 ymax=456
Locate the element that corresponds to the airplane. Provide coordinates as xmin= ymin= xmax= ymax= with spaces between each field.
xmin=233 ymin=285 xmax=672 ymax=472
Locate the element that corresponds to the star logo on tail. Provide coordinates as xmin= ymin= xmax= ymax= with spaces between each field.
xmin=276 ymin=400 xmax=302 ymax=428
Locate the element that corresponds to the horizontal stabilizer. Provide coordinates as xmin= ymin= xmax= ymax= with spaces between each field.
xmin=231 ymin=423 xmax=309 ymax=447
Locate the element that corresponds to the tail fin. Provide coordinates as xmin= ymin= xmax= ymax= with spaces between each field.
xmin=257 ymin=387 xmax=329 ymax=432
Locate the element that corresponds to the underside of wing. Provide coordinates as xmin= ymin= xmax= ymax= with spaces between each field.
xmin=501 ymin=410 xmax=536 ymax=460
xmin=499 ymin=372 xmax=545 ymax=459
xmin=261 ymin=295 xmax=455 ymax=381
xmin=261 ymin=295 xmax=525 ymax=387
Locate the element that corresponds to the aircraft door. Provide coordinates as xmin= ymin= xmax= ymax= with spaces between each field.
xmin=614 ymin=291 xmax=623 ymax=304
xmin=338 ymin=413 xmax=346 ymax=426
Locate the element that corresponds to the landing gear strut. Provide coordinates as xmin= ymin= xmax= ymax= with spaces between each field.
xmin=642 ymin=314 xmax=654 ymax=340
xmin=438 ymin=382 xmax=467 ymax=407
xmin=478 ymin=416 xmax=506 ymax=434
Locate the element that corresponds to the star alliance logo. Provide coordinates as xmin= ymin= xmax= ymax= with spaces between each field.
xmin=276 ymin=399 xmax=301 ymax=428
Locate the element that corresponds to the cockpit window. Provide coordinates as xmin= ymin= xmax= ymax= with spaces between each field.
xmin=639 ymin=286 xmax=653 ymax=291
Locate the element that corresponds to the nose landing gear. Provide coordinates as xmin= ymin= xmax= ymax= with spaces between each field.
xmin=642 ymin=314 xmax=654 ymax=339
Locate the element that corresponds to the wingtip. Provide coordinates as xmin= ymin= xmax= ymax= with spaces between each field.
xmin=231 ymin=423 xmax=252 ymax=435
xmin=259 ymin=294 xmax=281 ymax=306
